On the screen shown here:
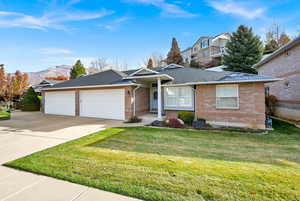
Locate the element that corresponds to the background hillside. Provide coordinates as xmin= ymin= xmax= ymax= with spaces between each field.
xmin=27 ymin=65 xmax=72 ymax=85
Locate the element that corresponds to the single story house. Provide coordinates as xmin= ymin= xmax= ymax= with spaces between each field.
xmin=41 ymin=64 xmax=280 ymax=129
xmin=254 ymin=35 xmax=300 ymax=121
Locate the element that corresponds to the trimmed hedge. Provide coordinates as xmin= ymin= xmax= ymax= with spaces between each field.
xmin=0 ymin=112 xmax=11 ymax=120
xmin=21 ymin=104 xmax=40 ymax=111
xmin=178 ymin=111 xmax=194 ymax=125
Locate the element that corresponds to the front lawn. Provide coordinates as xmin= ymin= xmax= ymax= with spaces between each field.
xmin=0 ymin=111 xmax=10 ymax=120
xmin=5 ymin=120 xmax=300 ymax=201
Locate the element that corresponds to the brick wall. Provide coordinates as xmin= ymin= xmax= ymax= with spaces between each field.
xmin=165 ymin=83 xmax=266 ymax=129
xmin=135 ymin=87 xmax=150 ymax=116
xmin=196 ymin=83 xmax=266 ymax=129
xmin=258 ymin=43 xmax=300 ymax=120
xmin=125 ymin=86 xmax=134 ymax=120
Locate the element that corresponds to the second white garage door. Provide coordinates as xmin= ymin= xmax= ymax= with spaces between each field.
xmin=80 ymin=89 xmax=125 ymax=120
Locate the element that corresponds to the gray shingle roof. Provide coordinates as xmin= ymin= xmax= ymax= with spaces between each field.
xmin=218 ymin=72 xmax=276 ymax=82
xmin=47 ymin=69 xmax=134 ymax=89
xmin=45 ymin=64 xmax=279 ymax=90
xmin=155 ymin=67 xmax=231 ymax=84
xmin=128 ymin=65 xmax=279 ymax=84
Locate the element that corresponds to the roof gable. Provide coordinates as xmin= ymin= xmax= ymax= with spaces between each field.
xmin=128 ymin=68 xmax=159 ymax=76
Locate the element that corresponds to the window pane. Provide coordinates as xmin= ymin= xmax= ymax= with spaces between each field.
xmin=216 ymin=97 xmax=238 ymax=108
xmin=216 ymin=85 xmax=238 ymax=97
xmin=166 ymin=88 xmax=176 ymax=96
xmin=165 ymin=87 xmax=193 ymax=108
xmin=178 ymin=87 xmax=192 ymax=107
xmin=167 ymin=97 xmax=176 ymax=106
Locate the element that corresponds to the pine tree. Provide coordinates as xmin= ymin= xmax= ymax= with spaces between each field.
xmin=223 ymin=25 xmax=263 ymax=74
xmin=70 ymin=60 xmax=86 ymax=79
xmin=166 ymin=38 xmax=184 ymax=65
xmin=21 ymin=87 xmax=40 ymax=111
xmin=147 ymin=58 xmax=154 ymax=68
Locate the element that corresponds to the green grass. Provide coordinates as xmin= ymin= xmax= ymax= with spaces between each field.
xmin=5 ymin=120 xmax=300 ymax=201
xmin=0 ymin=111 xmax=10 ymax=120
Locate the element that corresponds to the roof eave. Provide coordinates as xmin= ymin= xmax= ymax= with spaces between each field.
xmin=255 ymin=35 xmax=300 ymax=68
xmin=162 ymin=78 xmax=283 ymax=87
xmin=41 ymin=83 xmax=139 ymax=91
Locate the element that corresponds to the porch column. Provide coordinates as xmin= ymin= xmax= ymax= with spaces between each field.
xmin=157 ymin=78 xmax=162 ymax=120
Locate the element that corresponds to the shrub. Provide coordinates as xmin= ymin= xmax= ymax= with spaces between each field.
xmin=20 ymin=87 xmax=40 ymax=111
xmin=166 ymin=118 xmax=185 ymax=128
xmin=21 ymin=104 xmax=41 ymax=111
xmin=178 ymin=111 xmax=195 ymax=125
xmin=126 ymin=116 xmax=142 ymax=123
xmin=0 ymin=111 xmax=10 ymax=120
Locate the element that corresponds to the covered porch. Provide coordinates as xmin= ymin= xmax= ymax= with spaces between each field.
xmin=126 ymin=68 xmax=173 ymax=120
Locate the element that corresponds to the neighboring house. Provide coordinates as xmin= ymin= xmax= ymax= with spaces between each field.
xmin=33 ymin=79 xmax=65 ymax=95
xmin=41 ymin=64 xmax=279 ymax=129
xmin=254 ymin=36 xmax=300 ymax=121
xmin=182 ymin=33 xmax=230 ymax=67
xmin=181 ymin=47 xmax=192 ymax=64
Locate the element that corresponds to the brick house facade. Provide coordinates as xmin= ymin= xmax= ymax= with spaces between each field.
xmin=42 ymin=65 xmax=278 ymax=129
xmin=255 ymin=37 xmax=300 ymax=120
xmin=166 ymin=83 xmax=266 ymax=129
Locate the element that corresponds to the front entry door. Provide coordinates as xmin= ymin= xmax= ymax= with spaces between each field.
xmin=150 ymin=88 xmax=158 ymax=111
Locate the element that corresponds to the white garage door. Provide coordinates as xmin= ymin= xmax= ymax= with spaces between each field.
xmin=45 ymin=91 xmax=75 ymax=116
xmin=80 ymin=89 xmax=125 ymax=120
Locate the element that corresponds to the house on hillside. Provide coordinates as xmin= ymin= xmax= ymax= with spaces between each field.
xmin=254 ymin=36 xmax=300 ymax=121
xmin=41 ymin=64 xmax=279 ymax=129
xmin=182 ymin=33 xmax=230 ymax=67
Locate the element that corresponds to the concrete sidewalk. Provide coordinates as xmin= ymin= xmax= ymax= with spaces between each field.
xmin=0 ymin=111 xmax=142 ymax=201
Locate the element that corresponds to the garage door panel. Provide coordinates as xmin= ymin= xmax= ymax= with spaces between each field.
xmin=80 ymin=89 xmax=125 ymax=120
xmin=45 ymin=91 xmax=75 ymax=116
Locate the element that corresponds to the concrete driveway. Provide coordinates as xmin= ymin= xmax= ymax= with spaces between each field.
xmin=0 ymin=111 xmax=141 ymax=201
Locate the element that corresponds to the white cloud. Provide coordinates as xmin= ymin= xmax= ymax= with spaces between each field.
xmin=98 ymin=16 xmax=129 ymax=30
xmin=124 ymin=0 xmax=197 ymax=18
xmin=40 ymin=48 xmax=73 ymax=55
xmin=209 ymin=0 xmax=265 ymax=19
xmin=98 ymin=16 xmax=131 ymax=30
xmin=0 ymin=0 xmax=114 ymax=30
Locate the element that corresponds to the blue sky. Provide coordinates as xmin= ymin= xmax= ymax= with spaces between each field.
xmin=1 ymin=0 xmax=300 ymax=73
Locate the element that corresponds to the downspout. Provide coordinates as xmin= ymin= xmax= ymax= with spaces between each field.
xmin=133 ymin=85 xmax=141 ymax=117
xmin=192 ymin=86 xmax=198 ymax=121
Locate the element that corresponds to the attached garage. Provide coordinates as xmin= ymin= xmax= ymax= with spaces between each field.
xmin=79 ymin=89 xmax=125 ymax=120
xmin=44 ymin=91 xmax=76 ymax=116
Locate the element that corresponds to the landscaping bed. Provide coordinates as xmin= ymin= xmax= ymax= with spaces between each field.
xmin=0 ymin=111 xmax=11 ymax=120
xmin=5 ymin=120 xmax=300 ymax=201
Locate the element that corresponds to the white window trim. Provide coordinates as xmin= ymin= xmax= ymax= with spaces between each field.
xmin=216 ymin=84 xmax=239 ymax=109
xmin=164 ymin=86 xmax=194 ymax=110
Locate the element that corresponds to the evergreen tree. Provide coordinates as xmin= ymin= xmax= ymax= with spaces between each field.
xmin=70 ymin=60 xmax=86 ymax=79
xmin=21 ymin=87 xmax=40 ymax=111
xmin=223 ymin=25 xmax=263 ymax=74
xmin=147 ymin=58 xmax=154 ymax=68
xmin=166 ymin=38 xmax=184 ymax=65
